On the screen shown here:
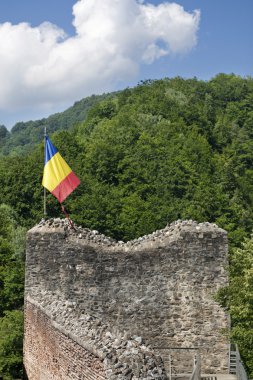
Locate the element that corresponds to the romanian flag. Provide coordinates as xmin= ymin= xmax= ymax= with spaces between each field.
xmin=42 ymin=136 xmax=80 ymax=203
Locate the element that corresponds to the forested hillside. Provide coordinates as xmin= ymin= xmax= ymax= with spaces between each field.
xmin=0 ymin=92 xmax=114 ymax=157
xmin=0 ymin=73 xmax=253 ymax=378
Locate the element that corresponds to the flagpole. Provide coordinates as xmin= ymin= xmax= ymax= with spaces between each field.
xmin=44 ymin=126 xmax=47 ymax=217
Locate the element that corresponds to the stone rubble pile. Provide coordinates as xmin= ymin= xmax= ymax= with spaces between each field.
xmin=31 ymin=293 xmax=167 ymax=380
xmin=37 ymin=217 xmax=223 ymax=250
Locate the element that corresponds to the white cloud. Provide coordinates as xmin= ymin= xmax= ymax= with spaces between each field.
xmin=0 ymin=0 xmax=200 ymax=128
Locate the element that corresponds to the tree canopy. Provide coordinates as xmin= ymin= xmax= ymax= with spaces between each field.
xmin=0 ymin=205 xmax=25 ymax=379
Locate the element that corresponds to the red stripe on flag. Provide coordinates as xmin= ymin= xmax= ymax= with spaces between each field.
xmin=51 ymin=171 xmax=80 ymax=203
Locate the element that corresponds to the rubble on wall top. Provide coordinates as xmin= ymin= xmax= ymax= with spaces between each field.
xmin=33 ymin=218 xmax=226 ymax=250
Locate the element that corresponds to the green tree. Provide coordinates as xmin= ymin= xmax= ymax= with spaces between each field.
xmin=218 ymin=234 xmax=253 ymax=377
xmin=229 ymin=237 xmax=253 ymax=377
xmin=0 ymin=204 xmax=25 ymax=379
xmin=0 ymin=310 xmax=24 ymax=380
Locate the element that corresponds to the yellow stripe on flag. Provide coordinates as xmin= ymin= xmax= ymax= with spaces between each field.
xmin=42 ymin=152 xmax=72 ymax=192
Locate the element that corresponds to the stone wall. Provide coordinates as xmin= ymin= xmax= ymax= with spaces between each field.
xmin=24 ymin=219 xmax=229 ymax=379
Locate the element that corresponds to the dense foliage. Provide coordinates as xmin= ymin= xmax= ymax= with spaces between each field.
xmin=0 ymin=73 xmax=252 ymax=376
xmin=0 ymin=205 xmax=25 ymax=379
xmin=229 ymin=237 xmax=253 ymax=375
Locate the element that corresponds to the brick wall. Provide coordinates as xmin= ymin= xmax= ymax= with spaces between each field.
xmin=24 ymin=300 xmax=106 ymax=380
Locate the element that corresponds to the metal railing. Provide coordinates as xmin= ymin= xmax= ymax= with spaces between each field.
xmin=189 ymin=353 xmax=201 ymax=380
xmin=165 ymin=348 xmax=201 ymax=380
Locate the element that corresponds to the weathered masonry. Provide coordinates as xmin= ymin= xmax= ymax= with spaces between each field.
xmin=24 ymin=219 xmax=230 ymax=379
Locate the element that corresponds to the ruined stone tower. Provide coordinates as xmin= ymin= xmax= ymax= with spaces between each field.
xmin=24 ymin=219 xmax=229 ymax=379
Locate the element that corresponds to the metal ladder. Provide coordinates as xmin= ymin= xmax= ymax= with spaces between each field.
xmin=229 ymin=344 xmax=248 ymax=380
xmin=229 ymin=345 xmax=237 ymax=375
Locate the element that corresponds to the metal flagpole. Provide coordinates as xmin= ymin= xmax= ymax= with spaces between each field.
xmin=61 ymin=205 xmax=76 ymax=230
xmin=44 ymin=126 xmax=47 ymax=217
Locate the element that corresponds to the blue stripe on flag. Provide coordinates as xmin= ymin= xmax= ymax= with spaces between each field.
xmin=45 ymin=136 xmax=58 ymax=164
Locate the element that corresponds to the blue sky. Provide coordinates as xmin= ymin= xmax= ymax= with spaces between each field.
xmin=143 ymin=0 xmax=252 ymax=80
xmin=0 ymin=0 xmax=252 ymax=129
